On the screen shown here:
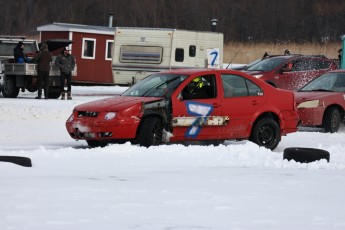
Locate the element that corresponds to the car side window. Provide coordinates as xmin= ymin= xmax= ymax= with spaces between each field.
xmin=181 ymin=74 xmax=217 ymax=100
xmin=290 ymin=60 xmax=301 ymax=71
xmin=221 ymin=74 xmax=262 ymax=97
xmin=314 ymin=59 xmax=330 ymax=70
xmin=246 ymin=79 xmax=263 ymax=96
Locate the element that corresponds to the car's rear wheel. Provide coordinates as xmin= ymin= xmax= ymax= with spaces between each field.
xmin=322 ymin=107 xmax=341 ymax=133
xmin=250 ymin=117 xmax=280 ymax=150
xmin=138 ymin=116 xmax=163 ymax=147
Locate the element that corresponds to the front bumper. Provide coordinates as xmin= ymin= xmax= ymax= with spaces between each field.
xmin=66 ymin=115 xmax=140 ymax=141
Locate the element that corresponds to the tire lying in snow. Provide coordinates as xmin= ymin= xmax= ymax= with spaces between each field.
xmin=0 ymin=156 xmax=32 ymax=167
xmin=283 ymin=147 xmax=330 ymax=163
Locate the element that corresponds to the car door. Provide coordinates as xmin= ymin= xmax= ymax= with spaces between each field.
xmin=220 ymin=73 xmax=266 ymax=139
xmin=170 ymin=73 xmax=224 ymax=141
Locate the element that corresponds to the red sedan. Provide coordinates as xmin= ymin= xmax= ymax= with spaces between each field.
xmin=295 ymin=70 xmax=345 ymax=132
xmin=66 ymin=69 xmax=299 ymax=150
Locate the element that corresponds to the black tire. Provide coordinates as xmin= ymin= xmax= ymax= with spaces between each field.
xmin=322 ymin=107 xmax=341 ymax=133
xmin=283 ymin=147 xmax=330 ymax=163
xmin=0 ymin=156 xmax=32 ymax=167
xmin=48 ymin=86 xmax=62 ymax=99
xmin=138 ymin=116 xmax=163 ymax=147
xmin=250 ymin=117 xmax=281 ymax=150
xmin=48 ymin=91 xmax=62 ymax=99
xmin=2 ymin=76 xmax=19 ymax=98
xmin=26 ymin=77 xmax=38 ymax=92
xmin=86 ymin=140 xmax=107 ymax=148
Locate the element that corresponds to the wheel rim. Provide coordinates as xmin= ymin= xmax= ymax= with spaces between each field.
xmin=258 ymin=124 xmax=276 ymax=145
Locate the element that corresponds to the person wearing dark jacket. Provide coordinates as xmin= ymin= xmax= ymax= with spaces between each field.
xmin=13 ymin=41 xmax=30 ymax=63
xmin=55 ymin=47 xmax=75 ymax=100
xmin=33 ymin=43 xmax=52 ymax=99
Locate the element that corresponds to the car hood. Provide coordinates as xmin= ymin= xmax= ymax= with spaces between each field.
xmin=294 ymin=91 xmax=338 ymax=104
xmin=74 ymin=95 xmax=163 ymax=111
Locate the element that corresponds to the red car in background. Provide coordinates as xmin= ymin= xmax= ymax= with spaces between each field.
xmin=295 ymin=70 xmax=345 ymax=132
xmin=66 ymin=69 xmax=299 ymax=150
xmin=245 ymin=55 xmax=338 ymax=91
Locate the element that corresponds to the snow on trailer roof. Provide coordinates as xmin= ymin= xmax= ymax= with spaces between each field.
xmin=115 ymin=26 xmax=223 ymax=34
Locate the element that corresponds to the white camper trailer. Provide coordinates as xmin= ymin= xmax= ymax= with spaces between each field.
xmin=112 ymin=27 xmax=223 ymax=85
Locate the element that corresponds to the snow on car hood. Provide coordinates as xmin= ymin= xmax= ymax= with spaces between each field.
xmin=74 ymin=95 xmax=163 ymax=111
xmin=294 ymin=91 xmax=338 ymax=104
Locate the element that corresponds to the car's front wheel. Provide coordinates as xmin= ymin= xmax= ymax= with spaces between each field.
xmin=322 ymin=107 xmax=341 ymax=133
xmin=138 ymin=116 xmax=163 ymax=147
xmin=250 ymin=117 xmax=281 ymax=150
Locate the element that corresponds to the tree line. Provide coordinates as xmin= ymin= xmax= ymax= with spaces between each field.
xmin=1 ymin=0 xmax=345 ymax=43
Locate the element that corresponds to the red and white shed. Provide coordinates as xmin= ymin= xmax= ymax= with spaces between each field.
xmin=37 ymin=22 xmax=115 ymax=84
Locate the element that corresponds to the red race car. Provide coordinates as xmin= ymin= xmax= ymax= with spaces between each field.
xmin=295 ymin=70 xmax=345 ymax=132
xmin=66 ymin=69 xmax=299 ymax=150
xmin=245 ymin=55 xmax=337 ymax=91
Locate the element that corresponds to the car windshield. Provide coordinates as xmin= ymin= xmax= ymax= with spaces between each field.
xmin=122 ymin=73 xmax=188 ymax=98
xmin=299 ymin=73 xmax=345 ymax=92
xmin=247 ymin=57 xmax=286 ymax=71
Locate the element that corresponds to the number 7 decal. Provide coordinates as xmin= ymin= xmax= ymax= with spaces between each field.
xmin=207 ymin=48 xmax=220 ymax=68
xmin=185 ymin=101 xmax=214 ymax=138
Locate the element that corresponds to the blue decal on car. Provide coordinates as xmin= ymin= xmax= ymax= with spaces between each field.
xmin=185 ymin=101 xmax=213 ymax=138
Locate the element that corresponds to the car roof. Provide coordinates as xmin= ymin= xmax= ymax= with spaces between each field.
xmin=265 ymin=54 xmax=329 ymax=60
xmin=158 ymin=68 xmax=217 ymax=75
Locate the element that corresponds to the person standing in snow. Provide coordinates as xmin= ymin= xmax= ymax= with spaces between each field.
xmin=338 ymin=49 xmax=342 ymax=68
xmin=55 ymin=46 xmax=75 ymax=100
xmin=33 ymin=43 xmax=52 ymax=99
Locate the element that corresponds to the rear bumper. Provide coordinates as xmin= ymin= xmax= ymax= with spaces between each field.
xmin=279 ymin=110 xmax=299 ymax=135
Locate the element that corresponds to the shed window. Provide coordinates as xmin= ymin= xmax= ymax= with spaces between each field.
xmin=106 ymin=40 xmax=113 ymax=60
xmin=82 ymin=38 xmax=96 ymax=59
xmin=175 ymin=48 xmax=184 ymax=62
xmin=120 ymin=45 xmax=163 ymax=64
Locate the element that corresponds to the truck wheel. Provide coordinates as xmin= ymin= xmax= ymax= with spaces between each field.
xmin=283 ymin=147 xmax=330 ymax=163
xmin=250 ymin=117 xmax=281 ymax=150
xmin=48 ymin=86 xmax=62 ymax=99
xmin=2 ymin=77 xmax=19 ymax=98
xmin=138 ymin=117 xmax=163 ymax=147
xmin=322 ymin=107 xmax=341 ymax=133
xmin=48 ymin=91 xmax=62 ymax=99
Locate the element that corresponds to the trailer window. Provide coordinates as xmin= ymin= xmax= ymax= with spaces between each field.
xmin=120 ymin=45 xmax=163 ymax=64
xmin=189 ymin=45 xmax=196 ymax=57
xmin=82 ymin=38 xmax=96 ymax=59
xmin=175 ymin=48 xmax=184 ymax=62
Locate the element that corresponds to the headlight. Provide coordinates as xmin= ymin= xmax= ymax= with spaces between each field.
xmin=297 ymin=100 xmax=319 ymax=109
xmin=104 ymin=112 xmax=117 ymax=120
xmin=253 ymin=74 xmax=263 ymax=78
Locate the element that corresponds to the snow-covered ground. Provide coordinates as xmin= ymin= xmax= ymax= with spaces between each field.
xmin=1 ymin=86 xmax=345 ymax=230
